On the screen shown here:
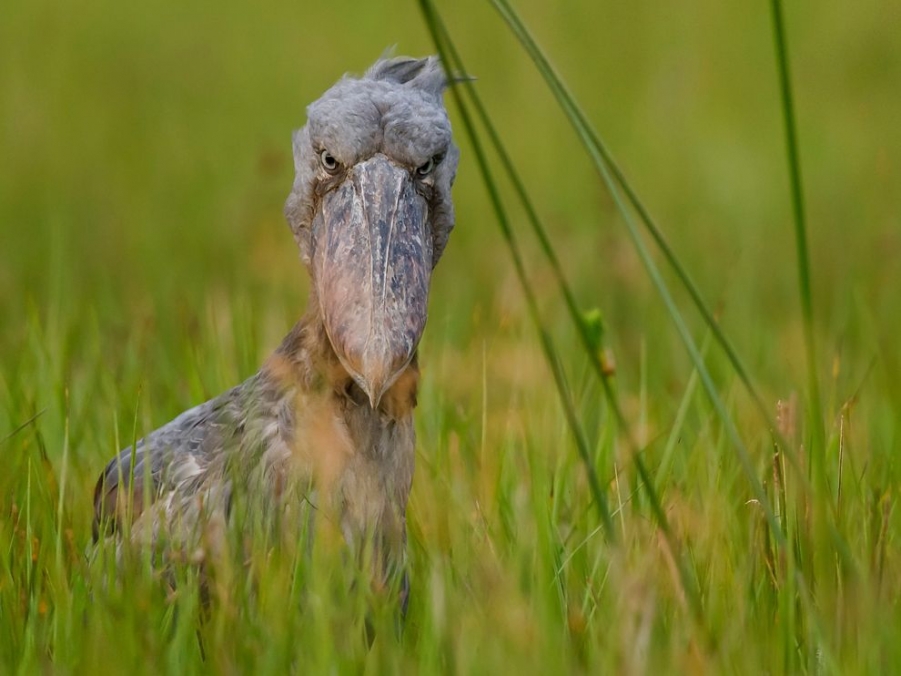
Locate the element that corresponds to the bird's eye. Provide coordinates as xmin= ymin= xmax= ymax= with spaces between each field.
xmin=320 ymin=150 xmax=339 ymax=173
xmin=416 ymin=154 xmax=442 ymax=178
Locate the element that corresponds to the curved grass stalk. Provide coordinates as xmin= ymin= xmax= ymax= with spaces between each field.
xmin=488 ymin=0 xmax=786 ymax=547
xmin=418 ymin=0 xmax=614 ymax=540
xmin=420 ymin=8 xmax=638 ymax=452
xmin=473 ymin=0 xmax=857 ymax=650
xmin=420 ymin=0 xmax=709 ymax=630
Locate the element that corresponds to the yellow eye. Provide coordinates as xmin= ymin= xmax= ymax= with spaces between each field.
xmin=320 ymin=150 xmax=339 ymax=173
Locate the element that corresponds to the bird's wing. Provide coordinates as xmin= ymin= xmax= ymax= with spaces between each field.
xmin=92 ymin=380 xmax=251 ymax=541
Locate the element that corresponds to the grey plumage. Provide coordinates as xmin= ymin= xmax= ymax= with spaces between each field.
xmin=93 ymin=56 xmax=459 ymax=597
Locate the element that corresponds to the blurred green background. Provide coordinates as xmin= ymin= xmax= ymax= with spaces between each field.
xmin=2 ymin=0 xmax=900 ymax=554
xmin=3 ymin=0 xmax=898 ymax=391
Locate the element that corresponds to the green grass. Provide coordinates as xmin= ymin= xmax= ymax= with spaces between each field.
xmin=2 ymin=0 xmax=901 ymax=672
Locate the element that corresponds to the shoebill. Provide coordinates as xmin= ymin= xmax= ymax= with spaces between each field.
xmin=93 ymin=56 xmax=459 ymax=607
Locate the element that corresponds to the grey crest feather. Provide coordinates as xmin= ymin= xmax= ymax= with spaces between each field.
xmin=365 ymin=56 xmax=448 ymax=97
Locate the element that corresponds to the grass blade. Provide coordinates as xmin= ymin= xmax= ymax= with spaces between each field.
xmin=418 ymin=3 xmax=643 ymax=458
xmin=488 ymin=0 xmax=786 ymax=547
xmin=418 ymin=0 xmax=614 ymax=539
xmin=483 ymin=0 xmax=818 ymax=502
xmin=420 ymin=1 xmax=711 ymax=632
xmin=769 ymin=0 xmax=825 ymax=477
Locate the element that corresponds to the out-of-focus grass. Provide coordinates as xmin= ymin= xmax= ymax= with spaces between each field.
xmin=2 ymin=0 xmax=900 ymax=672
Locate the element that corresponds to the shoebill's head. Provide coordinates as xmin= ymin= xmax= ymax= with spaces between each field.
xmin=285 ymin=56 xmax=459 ymax=408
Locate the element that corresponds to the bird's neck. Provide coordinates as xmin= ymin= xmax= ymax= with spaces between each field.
xmin=255 ymin=295 xmax=417 ymax=563
xmin=264 ymin=300 xmax=419 ymax=423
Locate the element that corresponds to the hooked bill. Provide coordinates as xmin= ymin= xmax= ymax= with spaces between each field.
xmin=313 ymin=155 xmax=432 ymax=408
